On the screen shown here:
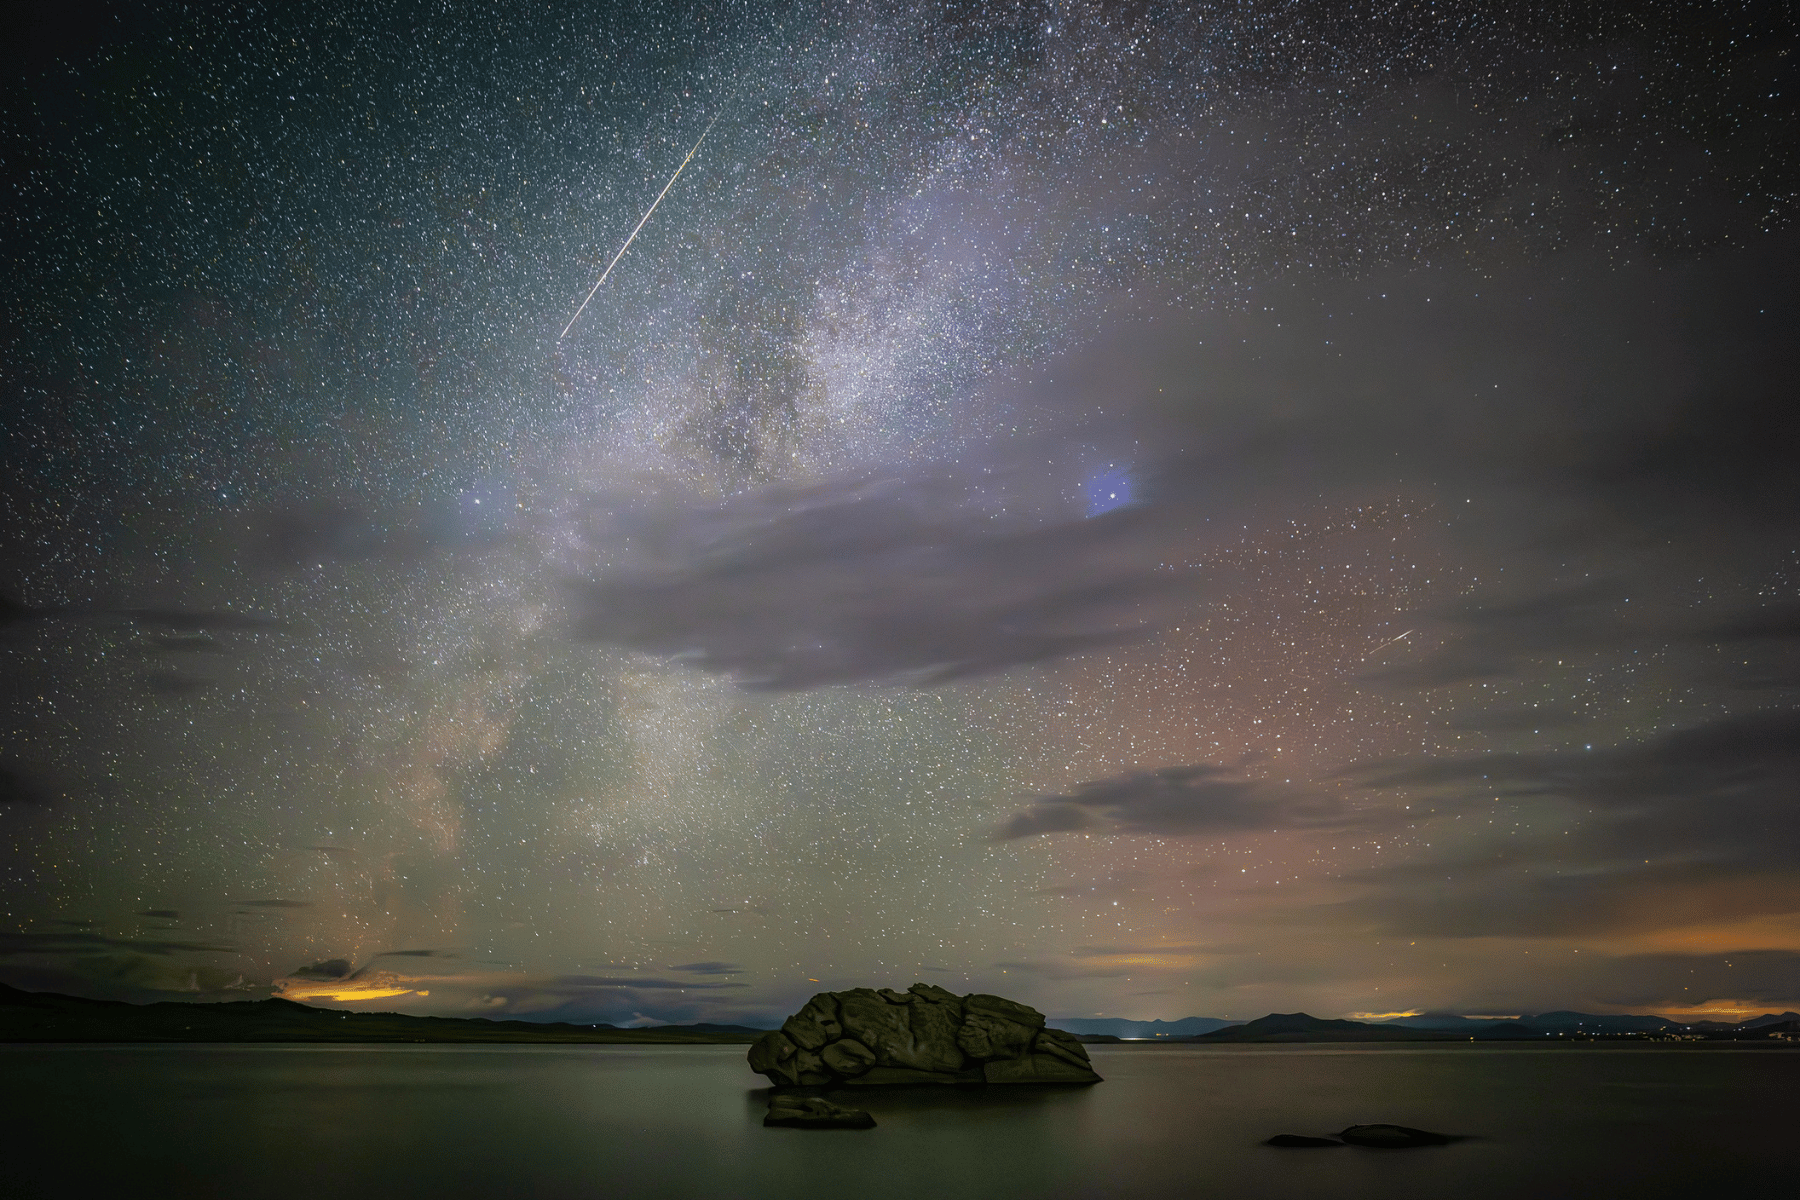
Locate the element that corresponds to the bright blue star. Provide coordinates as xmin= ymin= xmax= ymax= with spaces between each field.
xmin=1083 ymin=466 xmax=1134 ymax=517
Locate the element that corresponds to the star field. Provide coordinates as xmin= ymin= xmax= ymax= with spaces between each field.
xmin=2 ymin=1 xmax=1797 ymax=1024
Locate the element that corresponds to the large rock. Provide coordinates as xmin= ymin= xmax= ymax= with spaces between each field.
xmin=820 ymin=1038 xmax=876 ymax=1076
xmin=1035 ymin=1027 xmax=1095 ymax=1069
xmin=838 ymin=988 xmax=965 ymax=1073
xmin=780 ymin=992 xmax=843 ymax=1051
xmin=747 ymin=1030 xmax=797 ymax=1081
xmin=981 ymin=1051 xmax=1103 ymax=1083
xmin=957 ymin=997 xmax=1040 ymax=1061
xmin=748 ymin=984 xmax=1102 ymax=1087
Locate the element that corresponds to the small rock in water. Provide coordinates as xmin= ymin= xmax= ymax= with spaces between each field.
xmin=764 ymin=1094 xmax=876 ymax=1129
xmin=1265 ymin=1134 xmax=1345 ymax=1148
xmin=1338 ymin=1123 xmax=1457 ymax=1148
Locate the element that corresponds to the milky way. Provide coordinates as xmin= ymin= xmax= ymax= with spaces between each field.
xmin=2 ymin=2 xmax=1796 ymax=1025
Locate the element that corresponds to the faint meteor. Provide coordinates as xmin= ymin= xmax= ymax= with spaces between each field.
xmin=1363 ymin=629 xmax=1415 ymax=659
xmin=559 ymin=104 xmax=730 ymax=341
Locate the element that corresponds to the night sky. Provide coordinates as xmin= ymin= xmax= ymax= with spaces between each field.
xmin=2 ymin=1 xmax=1796 ymax=1027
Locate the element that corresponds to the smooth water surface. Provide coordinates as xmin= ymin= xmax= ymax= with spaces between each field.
xmin=3 ymin=1043 xmax=1791 ymax=1198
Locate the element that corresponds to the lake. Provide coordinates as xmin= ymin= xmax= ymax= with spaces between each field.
xmin=3 ymin=1042 xmax=1791 ymax=1198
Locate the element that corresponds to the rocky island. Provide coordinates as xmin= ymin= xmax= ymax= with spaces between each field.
xmin=749 ymin=983 xmax=1102 ymax=1087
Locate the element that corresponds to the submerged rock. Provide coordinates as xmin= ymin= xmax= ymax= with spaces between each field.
xmin=763 ymin=1094 xmax=875 ymax=1129
xmin=1265 ymin=1134 xmax=1346 ymax=1148
xmin=1338 ymin=1123 xmax=1458 ymax=1148
xmin=748 ymin=983 xmax=1103 ymax=1088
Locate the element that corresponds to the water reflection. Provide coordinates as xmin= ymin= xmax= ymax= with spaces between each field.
xmin=744 ymin=1080 xmax=1098 ymax=1122
xmin=1 ymin=1043 xmax=1790 ymax=1199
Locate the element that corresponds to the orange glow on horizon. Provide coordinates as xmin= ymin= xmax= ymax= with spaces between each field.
xmin=274 ymin=979 xmax=421 ymax=1003
xmin=1650 ymin=1000 xmax=1787 ymax=1021
xmin=1614 ymin=913 xmax=1800 ymax=955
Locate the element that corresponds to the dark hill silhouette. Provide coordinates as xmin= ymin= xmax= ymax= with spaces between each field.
xmin=0 ymin=982 xmax=765 ymax=1044
xmin=1193 ymin=1012 xmax=1458 ymax=1042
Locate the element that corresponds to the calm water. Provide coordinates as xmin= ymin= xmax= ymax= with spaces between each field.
xmin=2 ymin=1043 xmax=1791 ymax=1198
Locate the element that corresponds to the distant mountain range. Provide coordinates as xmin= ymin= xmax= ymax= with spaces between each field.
xmin=1193 ymin=1013 xmax=1439 ymax=1042
xmin=1377 ymin=1010 xmax=1800 ymax=1036
xmin=5 ymin=982 xmax=1794 ymax=1046
xmin=1057 ymin=1009 xmax=1800 ymax=1043
xmin=0 ymin=983 xmax=766 ymax=1044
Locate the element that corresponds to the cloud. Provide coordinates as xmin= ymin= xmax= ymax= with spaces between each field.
xmin=551 ymin=975 xmax=748 ymax=990
xmin=1409 ymin=950 xmax=1800 ymax=1017
xmin=4 ymin=596 xmax=281 ymax=634
xmin=232 ymin=899 xmax=313 ymax=909
xmin=1358 ymin=581 xmax=1639 ymax=689
xmin=0 ymin=954 xmax=260 ymax=1001
xmin=666 ymin=961 xmax=743 ymax=975
xmin=0 ymin=930 xmax=234 ymax=957
xmin=1448 ymin=706 xmax=1583 ymax=733
xmin=376 ymin=949 xmax=448 ymax=958
xmin=996 ymin=942 xmax=1220 ymax=981
xmin=151 ymin=633 xmax=226 ymax=654
xmin=0 ymin=761 xmax=57 ymax=807
xmin=1329 ymin=860 xmax=1800 ymax=940
xmin=1705 ymin=602 xmax=1800 ymax=642
xmin=1547 ymin=950 xmax=1800 ymax=1013
xmin=2 ymin=592 xmax=285 ymax=636
xmin=1036 ymin=870 xmax=1150 ymax=901
xmin=999 ymin=803 xmax=1096 ymax=839
xmin=993 ymin=959 xmax=1136 ymax=980
xmin=994 ymin=764 xmax=1397 ymax=841
xmin=1347 ymin=709 xmax=1800 ymax=823
xmin=146 ymin=668 xmax=213 ymax=696
xmin=0 ymin=594 xmax=52 ymax=627
xmin=1363 ymin=587 xmax=1800 ymax=693
xmin=563 ymin=469 xmax=1202 ymax=690
xmin=1331 ymin=710 xmax=1800 ymax=937
xmin=250 ymin=493 xmax=516 ymax=568
xmin=1070 ymin=943 xmax=1209 ymax=959
xmin=255 ymin=503 xmax=411 ymax=565
xmin=1029 ymin=242 xmax=1800 ymax=706
xmin=117 ymin=608 xmax=284 ymax=633
xmin=274 ymin=967 xmax=423 ymax=1004
xmin=134 ymin=909 xmax=180 ymax=920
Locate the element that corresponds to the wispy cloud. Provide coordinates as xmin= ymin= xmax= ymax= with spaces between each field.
xmin=1331 ymin=711 xmax=1800 ymax=937
xmin=552 ymin=975 xmax=748 ymax=991
xmin=563 ymin=469 xmax=1199 ymax=690
xmin=0 ymin=930 xmax=235 ymax=957
xmin=994 ymin=764 xmax=1398 ymax=841
xmin=666 ymin=961 xmax=743 ymax=975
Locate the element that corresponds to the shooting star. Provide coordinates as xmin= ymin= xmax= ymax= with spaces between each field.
xmin=559 ymin=104 xmax=730 ymax=341
xmin=1362 ymin=629 xmax=1415 ymax=660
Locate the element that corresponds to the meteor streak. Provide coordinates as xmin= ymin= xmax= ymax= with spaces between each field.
xmin=559 ymin=104 xmax=729 ymax=341
xmin=1363 ymin=629 xmax=1415 ymax=659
